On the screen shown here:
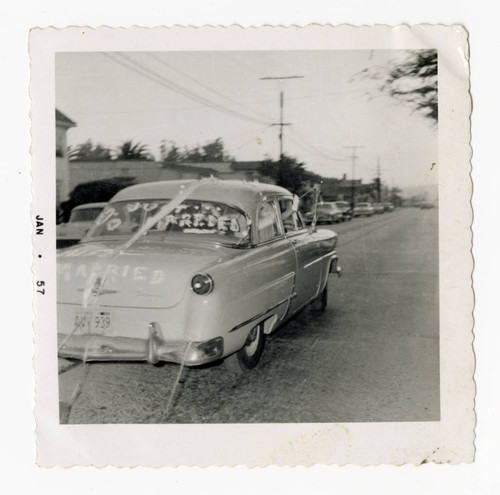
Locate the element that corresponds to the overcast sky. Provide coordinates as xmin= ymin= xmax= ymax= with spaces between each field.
xmin=56 ymin=50 xmax=438 ymax=188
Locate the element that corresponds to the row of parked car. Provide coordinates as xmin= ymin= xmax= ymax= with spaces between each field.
xmin=303 ymin=200 xmax=395 ymax=225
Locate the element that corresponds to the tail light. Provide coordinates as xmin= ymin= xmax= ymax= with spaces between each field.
xmin=191 ymin=274 xmax=214 ymax=295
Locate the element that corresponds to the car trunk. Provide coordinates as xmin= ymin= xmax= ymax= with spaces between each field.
xmin=57 ymin=240 xmax=228 ymax=309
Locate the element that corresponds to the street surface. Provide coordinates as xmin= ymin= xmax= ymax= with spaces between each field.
xmin=59 ymin=207 xmax=439 ymax=424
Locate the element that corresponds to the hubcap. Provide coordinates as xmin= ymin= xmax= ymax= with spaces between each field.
xmin=244 ymin=325 xmax=260 ymax=356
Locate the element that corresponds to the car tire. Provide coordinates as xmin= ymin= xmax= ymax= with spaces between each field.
xmin=224 ymin=322 xmax=266 ymax=373
xmin=311 ymin=281 xmax=328 ymax=312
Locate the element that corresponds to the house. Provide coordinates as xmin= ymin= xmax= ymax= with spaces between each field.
xmin=68 ymin=160 xmax=219 ymax=193
xmin=320 ymin=175 xmax=374 ymax=203
xmin=55 ymin=109 xmax=76 ymax=208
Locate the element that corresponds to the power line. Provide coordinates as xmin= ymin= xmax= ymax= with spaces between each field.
xmin=115 ymin=52 xmax=269 ymax=125
xmin=146 ymin=53 xmax=275 ymax=123
xmin=102 ymin=52 xmax=270 ymax=126
xmin=287 ymin=128 xmax=351 ymax=162
xmin=225 ymin=127 xmax=273 ymax=154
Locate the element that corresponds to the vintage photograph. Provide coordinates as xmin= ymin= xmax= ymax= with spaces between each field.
xmin=55 ymin=49 xmax=439 ymax=424
xmin=32 ymin=25 xmax=473 ymax=466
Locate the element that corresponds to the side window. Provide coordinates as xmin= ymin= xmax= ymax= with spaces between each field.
xmin=279 ymin=198 xmax=304 ymax=233
xmin=257 ymin=200 xmax=282 ymax=242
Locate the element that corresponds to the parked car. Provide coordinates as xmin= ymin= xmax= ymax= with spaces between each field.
xmin=352 ymin=202 xmax=374 ymax=217
xmin=335 ymin=201 xmax=353 ymax=221
xmin=57 ymin=179 xmax=342 ymax=373
xmin=56 ymin=202 xmax=107 ymax=249
xmin=383 ymin=202 xmax=394 ymax=212
xmin=372 ymin=203 xmax=386 ymax=214
xmin=304 ymin=202 xmax=343 ymax=224
xmin=420 ymin=202 xmax=435 ymax=209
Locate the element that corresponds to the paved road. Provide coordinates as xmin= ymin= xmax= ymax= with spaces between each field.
xmin=59 ymin=207 xmax=439 ymax=424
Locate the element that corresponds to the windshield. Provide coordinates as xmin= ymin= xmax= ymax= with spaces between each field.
xmin=85 ymin=199 xmax=250 ymax=247
xmin=70 ymin=207 xmax=104 ymax=222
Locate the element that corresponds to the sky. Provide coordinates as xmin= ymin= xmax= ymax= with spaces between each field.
xmin=56 ymin=50 xmax=438 ymax=189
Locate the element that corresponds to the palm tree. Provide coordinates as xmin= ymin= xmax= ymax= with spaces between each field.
xmin=68 ymin=139 xmax=113 ymax=161
xmin=115 ymin=140 xmax=153 ymax=161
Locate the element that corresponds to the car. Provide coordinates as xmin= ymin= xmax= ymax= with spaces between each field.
xmin=372 ymin=203 xmax=385 ymax=214
xmin=382 ymin=202 xmax=394 ymax=212
xmin=56 ymin=202 xmax=107 ymax=249
xmin=57 ymin=179 xmax=342 ymax=373
xmin=304 ymin=202 xmax=343 ymax=224
xmin=335 ymin=201 xmax=353 ymax=221
xmin=420 ymin=202 xmax=435 ymax=209
xmin=352 ymin=202 xmax=374 ymax=217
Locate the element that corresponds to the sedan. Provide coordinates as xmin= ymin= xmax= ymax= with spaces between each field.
xmin=352 ymin=202 xmax=375 ymax=217
xmin=56 ymin=202 xmax=107 ymax=249
xmin=335 ymin=201 xmax=353 ymax=221
xmin=57 ymin=179 xmax=341 ymax=373
xmin=304 ymin=202 xmax=343 ymax=224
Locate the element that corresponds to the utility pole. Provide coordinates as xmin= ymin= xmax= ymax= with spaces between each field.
xmin=375 ymin=155 xmax=382 ymax=202
xmin=343 ymin=145 xmax=365 ymax=209
xmin=260 ymin=75 xmax=304 ymax=174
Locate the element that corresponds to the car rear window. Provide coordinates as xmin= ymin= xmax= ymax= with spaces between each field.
xmin=86 ymin=199 xmax=250 ymax=246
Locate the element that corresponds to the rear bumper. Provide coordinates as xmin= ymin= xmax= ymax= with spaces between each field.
xmin=58 ymin=323 xmax=224 ymax=366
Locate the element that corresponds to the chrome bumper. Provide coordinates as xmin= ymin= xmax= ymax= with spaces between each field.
xmin=58 ymin=322 xmax=224 ymax=366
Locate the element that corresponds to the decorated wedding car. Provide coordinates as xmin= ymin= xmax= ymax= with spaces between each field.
xmin=57 ymin=179 xmax=341 ymax=372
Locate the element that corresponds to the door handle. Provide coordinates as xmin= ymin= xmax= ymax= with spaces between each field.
xmin=291 ymin=239 xmax=298 ymax=245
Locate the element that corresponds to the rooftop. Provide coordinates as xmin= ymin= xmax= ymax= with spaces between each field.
xmin=55 ymin=109 xmax=76 ymax=128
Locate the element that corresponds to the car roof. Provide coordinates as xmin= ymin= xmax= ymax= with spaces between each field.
xmin=72 ymin=202 xmax=107 ymax=210
xmin=111 ymin=179 xmax=292 ymax=212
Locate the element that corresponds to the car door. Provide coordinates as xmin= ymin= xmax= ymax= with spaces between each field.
xmin=245 ymin=198 xmax=297 ymax=320
xmin=278 ymin=197 xmax=322 ymax=312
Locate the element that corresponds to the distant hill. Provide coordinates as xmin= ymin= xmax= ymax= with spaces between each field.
xmin=400 ymin=183 xmax=438 ymax=203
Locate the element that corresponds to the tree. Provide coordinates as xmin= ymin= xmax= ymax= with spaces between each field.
xmin=259 ymin=155 xmax=320 ymax=196
xmin=58 ymin=177 xmax=136 ymax=223
xmin=160 ymin=140 xmax=181 ymax=164
xmin=68 ymin=139 xmax=113 ymax=161
xmin=182 ymin=145 xmax=204 ymax=163
xmin=201 ymin=138 xmax=225 ymax=162
xmin=389 ymin=187 xmax=403 ymax=206
xmin=175 ymin=138 xmax=233 ymax=164
xmin=354 ymin=49 xmax=438 ymax=122
xmin=115 ymin=140 xmax=153 ymax=161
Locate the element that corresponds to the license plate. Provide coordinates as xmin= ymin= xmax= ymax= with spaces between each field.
xmin=74 ymin=311 xmax=111 ymax=333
